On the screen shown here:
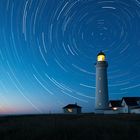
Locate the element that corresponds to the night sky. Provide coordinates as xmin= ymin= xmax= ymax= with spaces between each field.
xmin=0 ymin=0 xmax=140 ymax=114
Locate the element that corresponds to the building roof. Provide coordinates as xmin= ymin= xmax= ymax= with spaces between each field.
xmin=63 ymin=104 xmax=82 ymax=109
xmin=122 ymin=97 xmax=140 ymax=106
xmin=97 ymin=51 xmax=105 ymax=56
xmin=109 ymin=100 xmax=122 ymax=107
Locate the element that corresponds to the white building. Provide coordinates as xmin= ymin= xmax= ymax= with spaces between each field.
xmin=130 ymin=107 xmax=140 ymax=114
xmin=107 ymin=97 xmax=140 ymax=114
xmin=121 ymin=97 xmax=140 ymax=114
xmin=63 ymin=103 xmax=82 ymax=114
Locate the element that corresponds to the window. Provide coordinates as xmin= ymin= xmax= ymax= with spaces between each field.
xmin=67 ymin=108 xmax=73 ymax=112
xmin=99 ymin=77 xmax=101 ymax=80
xmin=112 ymin=107 xmax=118 ymax=111
xmin=97 ymin=55 xmax=105 ymax=61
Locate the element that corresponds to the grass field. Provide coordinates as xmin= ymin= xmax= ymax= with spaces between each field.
xmin=0 ymin=113 xmax=140 ymax=140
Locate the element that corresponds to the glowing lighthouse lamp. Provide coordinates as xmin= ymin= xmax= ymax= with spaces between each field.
xmin=97 ymin=53 xmax=105 ymax=61
xmin=95 ymin=51 xmax=109 ymax=113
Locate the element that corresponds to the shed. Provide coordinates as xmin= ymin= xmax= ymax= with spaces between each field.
xmin=63 ymin=103 xmax=82 ymax=114
xmin=109 ymin=100 xmax=122 ymax=111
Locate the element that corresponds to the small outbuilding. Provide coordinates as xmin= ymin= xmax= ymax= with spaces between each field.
xmin=109 ymin=100 xmax=122 ymax=111
xmin=63 ymin=103 xmax=82 ymax=114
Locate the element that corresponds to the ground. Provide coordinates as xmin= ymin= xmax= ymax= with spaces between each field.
xmin=0 ymin=113 xmax=140 ymax=140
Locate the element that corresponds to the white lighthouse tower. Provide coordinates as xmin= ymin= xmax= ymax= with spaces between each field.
xmin=95 ymin=51 xmax=109 ymax=113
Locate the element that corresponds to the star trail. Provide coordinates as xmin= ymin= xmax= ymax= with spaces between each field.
xmin=0 ymin=0 xmax=140 ymax=114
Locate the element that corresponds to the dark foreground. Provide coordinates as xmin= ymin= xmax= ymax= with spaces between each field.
xmin=0 ymin=113 xmax=140 ymax=140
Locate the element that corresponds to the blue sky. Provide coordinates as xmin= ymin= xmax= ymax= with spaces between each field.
xmin=0 ymin=0 xmax=140 ymax=114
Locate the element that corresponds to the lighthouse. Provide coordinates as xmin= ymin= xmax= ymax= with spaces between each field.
xmin=95 ymin=51 xmax=109 ymax=113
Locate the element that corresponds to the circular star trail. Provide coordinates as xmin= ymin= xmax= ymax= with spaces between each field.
xmin=0 ymin=0 xmax=140 ymax=114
